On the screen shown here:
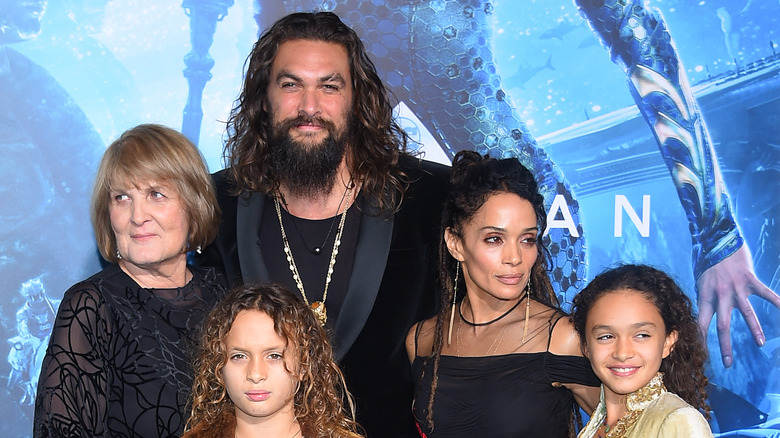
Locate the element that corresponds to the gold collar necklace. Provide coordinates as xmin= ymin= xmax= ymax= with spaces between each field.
xmin=274 ymin=186 xmax=352 ymax=326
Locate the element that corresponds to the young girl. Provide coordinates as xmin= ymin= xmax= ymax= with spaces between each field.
xmin=407 ymin=150 xmax=600 ymax=437
xmin=182 ymin=283 xmax=363 ymax=438
xmin=572 ymin=264 xmax=713 ymax=437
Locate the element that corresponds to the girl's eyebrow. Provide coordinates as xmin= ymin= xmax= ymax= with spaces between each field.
xmin=590 ymin=321 xmax=657 ymax=332
xmin=226 ymin=343 xmax=287 ymax=351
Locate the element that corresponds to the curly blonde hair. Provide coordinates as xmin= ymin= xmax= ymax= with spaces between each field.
xmin=185 ymin=283 xmax=363 ymax=437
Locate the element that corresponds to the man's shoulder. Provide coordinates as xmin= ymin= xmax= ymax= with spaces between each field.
xmin=211 ymin=168 xmax=234 ymax=193
xmin=394 ymin=154 xmax=450 ymax=218
xmin=398 ymin=154 xmax=450 ymax=199
xmin=398 ymin=153 xmax=450 ymax=181
xmin=210 ymin=168 xmax=244 ymax=213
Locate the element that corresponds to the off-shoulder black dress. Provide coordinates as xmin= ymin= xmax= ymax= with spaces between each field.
xmin=411 ymin=314 xmax=600 ymax=437
xmin=33 ymin=264 xmax=226 ymax=438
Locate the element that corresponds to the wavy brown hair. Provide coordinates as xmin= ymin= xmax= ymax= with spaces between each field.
xmin=417 ymin=150 xmax=569 ymax=432
xmin=224 ymin=11 xmax=409 ymax=212
xmin=91 ymin=124 xmax=219 ymax=263
xmin=185 ymin=283 xmax=362 ymax=437
xmin=571 ymin=264 xmax=710 ymax=417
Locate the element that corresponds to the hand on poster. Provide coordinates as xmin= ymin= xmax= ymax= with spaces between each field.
xmin=697 ymin=245 xmax=780 ymax=368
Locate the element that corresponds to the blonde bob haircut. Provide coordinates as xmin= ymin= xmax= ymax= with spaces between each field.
xmin=91 ymin=124 xmax=220 ymax=263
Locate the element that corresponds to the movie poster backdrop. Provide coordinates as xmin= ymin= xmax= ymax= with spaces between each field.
xmin=1 ymin=0 xmax=777 ymax=436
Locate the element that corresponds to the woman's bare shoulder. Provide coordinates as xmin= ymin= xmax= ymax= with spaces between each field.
xmin=405 ymin=317 xmax=438 ymax=360
xmin=548 ymin=313 xmax=584 ymax=357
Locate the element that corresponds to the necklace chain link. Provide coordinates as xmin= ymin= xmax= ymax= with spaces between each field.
xmin=275 ymin=187 xmax=351 ymax=326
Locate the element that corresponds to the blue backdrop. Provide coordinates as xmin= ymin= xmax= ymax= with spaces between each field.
xmin=1 ymin=0 xmax=777 ymax=436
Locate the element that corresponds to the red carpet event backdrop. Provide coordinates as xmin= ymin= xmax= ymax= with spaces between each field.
xmin=1 ymin=1 xmax=777 ymax=436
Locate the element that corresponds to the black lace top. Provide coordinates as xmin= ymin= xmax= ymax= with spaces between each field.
xmin=33 ymin=264 xmax=226 ymax=438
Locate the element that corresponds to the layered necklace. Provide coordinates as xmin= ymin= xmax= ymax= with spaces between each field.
xmin=288 ymin=185 xmax=350 ymax=255
xmin=458 ymin=279 xmax=533 ymax=344
xmin=458 ymin=290 xmax=527 ymax=327
xmin=274 ymin=185 xmax=352 ymax=326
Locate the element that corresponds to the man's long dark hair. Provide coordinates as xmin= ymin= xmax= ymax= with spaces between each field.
xmin=225 ymin=12 xmax=409 ymax=212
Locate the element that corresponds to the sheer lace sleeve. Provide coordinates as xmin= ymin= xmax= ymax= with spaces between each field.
xmin=34 ymin=283 xmax=113 ymax=438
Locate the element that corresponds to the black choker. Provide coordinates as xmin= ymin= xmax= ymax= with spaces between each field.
xmin=459 ymin=291 xmax=528 ymax=326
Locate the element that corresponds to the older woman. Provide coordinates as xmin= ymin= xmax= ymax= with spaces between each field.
xmin=33 ymin=124 xmax=226 ymax=438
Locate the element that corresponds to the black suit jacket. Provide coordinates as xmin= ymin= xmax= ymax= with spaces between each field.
xmin=197 ymin=155 xmax=449 ymax=437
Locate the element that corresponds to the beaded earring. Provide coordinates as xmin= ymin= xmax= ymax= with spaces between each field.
xmin=521 ymin=278 xmax=531 ymax=344
xmin=447 ymin=261 xmax=460 ymax=345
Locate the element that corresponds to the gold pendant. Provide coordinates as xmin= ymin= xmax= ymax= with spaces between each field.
xmin=310 ymin=301 xmax=327 ymax=326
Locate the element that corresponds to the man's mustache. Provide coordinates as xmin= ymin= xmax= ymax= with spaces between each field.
xmin=277 ymin=114 xmax=337 ymax=132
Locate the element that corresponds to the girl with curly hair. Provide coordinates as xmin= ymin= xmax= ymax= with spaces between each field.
xmin=182 ymin=283 xmax=363 ymax=438
xmin=571 ymin=264 xmax=712 ymax=437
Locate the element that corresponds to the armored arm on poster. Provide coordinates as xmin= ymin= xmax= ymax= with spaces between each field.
xmin=257 ymin=0 xmax=588 ymax=305
xmin=575 ymin=0 xmax=780 ymax=367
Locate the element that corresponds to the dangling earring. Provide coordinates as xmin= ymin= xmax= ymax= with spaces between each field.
xmin=521 ymin=277 xmax=531 ymax=344
xmin=447 ymin=261 xmax=460 ymax=346
xmin=116 ymin=249 xmax=122 ymax=260
xmin=196 ymin=245 xmax=202 ymax=255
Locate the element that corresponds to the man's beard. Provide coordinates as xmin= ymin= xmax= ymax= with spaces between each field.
xmin=268 ymin=114 xmax=349 ymax=198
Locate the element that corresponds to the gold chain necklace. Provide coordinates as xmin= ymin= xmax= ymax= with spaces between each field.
xmin=274 ymin=187 xmax=351 ymax=326
xmin=456 ymin=315 xmax=511 ymax=357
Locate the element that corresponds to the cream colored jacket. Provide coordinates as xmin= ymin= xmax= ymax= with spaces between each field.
xmin=578 ymin=373 xmax=713 ymax=438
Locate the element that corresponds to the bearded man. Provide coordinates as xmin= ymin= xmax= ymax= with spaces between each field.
xmin=197 ymin=12 xmax=449 ymax=437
